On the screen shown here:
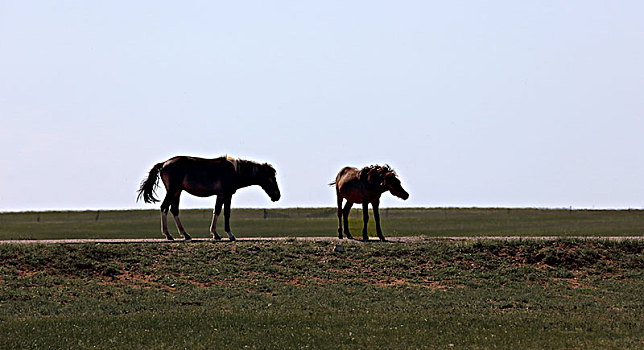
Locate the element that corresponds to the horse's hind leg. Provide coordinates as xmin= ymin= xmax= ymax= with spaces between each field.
xmin=361 ymin=202 xmax=370 ymax=241
xmin=160 ymin=195 xmax=174 ymax=241
xmin=170 ymin=191 xmax=191 ymax=241
xmin=336 ymin=195 xmax=344 ymax=239
xmin=342 ymin=201 xmax=354 ymax=240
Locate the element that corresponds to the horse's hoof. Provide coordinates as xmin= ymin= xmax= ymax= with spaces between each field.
xmin=212 ymin=234 xmax=222 ymax=240
xmin=338 ymin=235 xmax=344 ymax=239
xmin=345 ymin=234 xmax=353 ymax=240
xmin=184 ymin=236 xmax=192 ymax=241
xmin=362 ymin=237 xmax=370 ymax=242
xmin=165 ymin=235 xmax=174 ymax=241
xmin=227 ymin=232 xmax=236 ymax=241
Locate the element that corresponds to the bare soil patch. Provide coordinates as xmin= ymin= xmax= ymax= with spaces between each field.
xmin=1 ymin=235 xmax=642 ymax=245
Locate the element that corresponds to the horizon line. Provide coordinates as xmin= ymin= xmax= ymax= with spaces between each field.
xmin=2 ymin=205 xmax=644 ymax=214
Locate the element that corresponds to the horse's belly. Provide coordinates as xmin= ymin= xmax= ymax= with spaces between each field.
xmin=183 ymin=179 xmax=224 ymax=197
xmin=341 ymin=190 xmax=366 ymax=203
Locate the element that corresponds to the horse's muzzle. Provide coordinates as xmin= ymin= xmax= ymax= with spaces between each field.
xmin=396 ymin=190 xmax=409 ymax=200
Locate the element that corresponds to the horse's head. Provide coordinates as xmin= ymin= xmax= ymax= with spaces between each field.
xmin=383 ymin=169 xmax=409 ymax=200
xmin=258 ymin=163 xmax=281 ymax=202
xmin=362 ymin=165 xmax=409 ymax=200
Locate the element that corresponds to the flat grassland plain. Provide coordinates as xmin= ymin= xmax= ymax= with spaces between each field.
xmin=1 ymin=208 xmax=643 ymax=349
xmin=2 ymin=207 xmax=644 ymax=240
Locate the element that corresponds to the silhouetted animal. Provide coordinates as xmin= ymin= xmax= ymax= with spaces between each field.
xmin=331 ymin=165 xmax=409 ymax=241
xmin=137 ymin=156 xmax=280 ymax=241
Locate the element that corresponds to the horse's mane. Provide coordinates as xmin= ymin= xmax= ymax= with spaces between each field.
xmin=217 ymin=156 xmax=276 ymax=177
xmin=359 ymin=164 xmax=396 ymax=185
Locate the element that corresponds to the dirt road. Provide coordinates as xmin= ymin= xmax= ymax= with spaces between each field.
xmin=1 ymin=236 xmax=641 ymax=245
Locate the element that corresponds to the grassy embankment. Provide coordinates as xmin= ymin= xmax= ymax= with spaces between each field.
xmin=1 ymin=239 xmax=642 ymax=349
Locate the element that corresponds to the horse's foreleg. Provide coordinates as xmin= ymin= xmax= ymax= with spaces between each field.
xmin=342 ymin=201 xmax=353 ymax=240
xmin=362 ymin=202 xmax=370 ymax=241
xmin=372 ymin=200 xmax=385 ymax=241
xmin=224 ymin=195 xmax=236 ymax=241
xmin=210 ymin=196 xmax=224 ymax=240
xmin=209 ymin=213 xmax=220 ymax=240
xmin=170 ymin=193 xmax=191 ymax=241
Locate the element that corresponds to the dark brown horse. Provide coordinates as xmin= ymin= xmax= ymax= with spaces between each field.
xmin=331 ymin=165 xmax=409 ymax=241
xmin=137 ymin=156 xmax=280 ymax=241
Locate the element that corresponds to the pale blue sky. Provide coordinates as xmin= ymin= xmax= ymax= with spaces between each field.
xmin=1 ymin=1 xmax=643 ymax=211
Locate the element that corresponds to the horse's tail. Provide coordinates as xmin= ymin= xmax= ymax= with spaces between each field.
xmin=136 ymin=162 xmax=164 ymax=203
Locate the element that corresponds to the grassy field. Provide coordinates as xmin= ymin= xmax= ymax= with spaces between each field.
xmin=1 ymin=207 xmax=644 ymax=240
xmin=1 ymin=239 xmax=642 ymax=349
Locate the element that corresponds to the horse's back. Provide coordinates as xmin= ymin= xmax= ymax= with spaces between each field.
xmin=335 ymin=167 xmax=367 ymax=201
xmin=160 ymin=156 xmax=235 ymax=196
xmin=335 ymin=166 xmax=358 ymax=183
xmin=161 ymin=156 xmax=231 ymax=172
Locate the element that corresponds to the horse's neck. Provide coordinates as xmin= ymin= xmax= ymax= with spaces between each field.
xmin=235 ymin=161 xmax=261 ymax=188
xmin=369 ymin=186 xmax=387 ymax=197
xmin=363 ymin=177 xmax=386 ymax=193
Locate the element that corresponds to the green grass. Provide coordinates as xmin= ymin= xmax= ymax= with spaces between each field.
xmin=1 ymin=239 xmax=642 ymax=349
xmin=1 ymin=207 xmax=643 ymax=240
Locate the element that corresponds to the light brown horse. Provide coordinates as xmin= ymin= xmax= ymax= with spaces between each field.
xmin=331 ymin=165 xmax=409 ymax=241
xmin=137 ymin=156 xmax=280 ymax=241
